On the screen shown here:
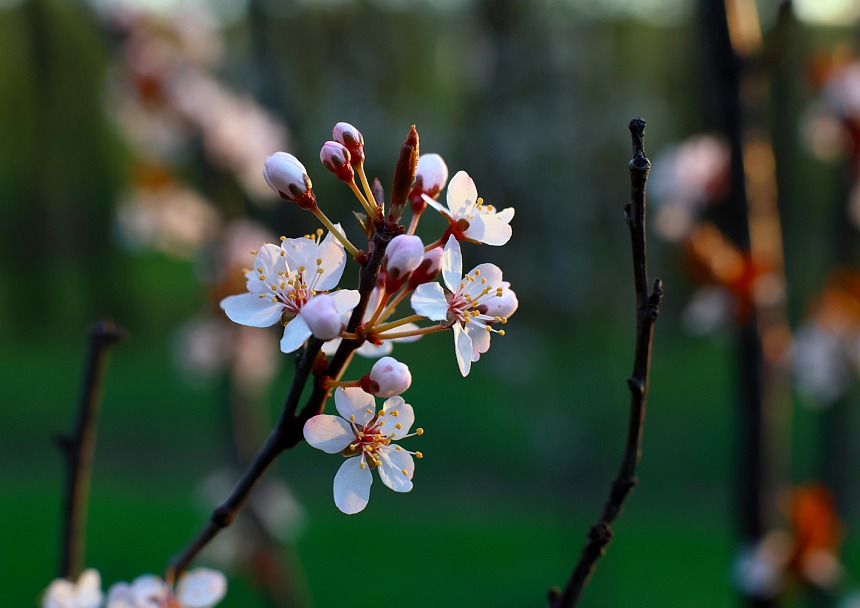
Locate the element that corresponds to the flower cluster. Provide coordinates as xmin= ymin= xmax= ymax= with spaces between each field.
xmin=218 ymin=122 xmax=518 ymax=512
xmin=43 ymin=568 xmax=226 ymax=608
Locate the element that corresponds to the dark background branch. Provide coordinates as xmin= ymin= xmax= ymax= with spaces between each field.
xmin=549 ymin=118 xmax=662 ymax=608
xmin=58 ymin=319 xmax=124 ymax=579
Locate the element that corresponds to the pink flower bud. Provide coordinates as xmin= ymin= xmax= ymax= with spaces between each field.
xmin=365 ymin=356 xmax=412 ymax=398
xmin=407 ymin=246 xmax=444 ymax=289
xmin=263 ymin=152 xmax=316 ymax=209
xmin=409 ymin=153 xmax=448 ymax=212
xmin=332 ymin=122 xmax=365 ymax=165
xmin=383 ymin=234 xmax=425 ymax=282
xmin=301 ymin=294 xmax=344 ymax=341
xmin=320 ymin=141 xmax=354 ymax=183
xmin=479 ymin=284 xmax=518 ymax=320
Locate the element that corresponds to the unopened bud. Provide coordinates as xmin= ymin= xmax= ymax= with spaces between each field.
xmin=479 ymin=284 xmax=518 ymax=319
xmin=320 ymin=141 xmax=354 ymax=183
xmin=263 ymin=152 xmax=316 ymax=209
xmin=409 ymin=153 xmax=448 ymax=212
xmin=333 ymin=122 xmax=365 ymax=166
xmin=364 ymin=356 xmax=412 ymax=398
xmin=389 ymin=125 xmax=419 ymax=223
xmin=408 ymin=246 xmax=444 ymax=289
xmin=301 ymin=294 xmax=344 ymax=341
xmin=384 ymin=234 xmax=425 ymax=283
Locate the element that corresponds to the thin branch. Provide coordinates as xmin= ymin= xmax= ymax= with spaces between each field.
xmin=549 ymin=118 xmax=662 ymax=608
xmin=58 ymin=319 xmax=125 ymax=579
xmin=166 ymin=226 xmax=398 ymax=581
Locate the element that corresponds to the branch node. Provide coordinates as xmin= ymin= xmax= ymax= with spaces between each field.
xmin=626 ymin=376 xmax=645 ymax=395
xmin=211 ymin=504 xmax=236 ymax=529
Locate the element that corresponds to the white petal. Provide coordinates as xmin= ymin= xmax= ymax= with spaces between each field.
xmin=322 ymin=336 xmax=342 ymax=355
xmin=467 ymin=325 xmax=491 ymax=359
xmin=380 ymin=397 xmax=414 ymax=437
xmin=453 ymin=323 xmax=473 ymax=376
xmin=279 ymin=316 xmax=312 ymax=353
xmin=465 ymin=213 xmax=512 ymax=246
xmin=330 ymin=289 xmax=360 ymax=314
xmin=495 ymin=207 xmax=515 ymax=223
xmin=43 ymin=579 xmax=74 ymax=608
xmin=356 ymin=341 xmax=394 ymax=357
xmin=105 ymin=582 xmax=137 ymax=608
xmin=75 ymin=570 xmax=104 ymax=608
xmin=442 ymin=235 xmax=462 ymax=292
xmin=446 ymin=170 xmax=477 ymax=218
xmin=176 ymin=568 xmax=227 ymax=608
xmin=463 ymin=263 xmax=504 ymax=301
xmin=333 ymin=456 xmax=372 ymax=514
xmin=392 ymin=323 xmax=422 ymax=343
xmin=421 ymin=193 xmax=451 ymax=218
xmin=411 ymin=283 xmax=450 ymax=321
xmin=304 ymin=414 xmax=355 ymax=453
xmin=315 ymin=241 xmax=348 ymax=291
xmin=334 ymin=387 xmax=376 ymax=425
xmin=321 ymin=223 xmax=345 ymax=247
xmin=377 ymin=447 xmax=414 ymax=493
xmin=130 ymin=575 xmax=169 ymax=607
xmin=281 ymin=236 xmax=316 ymax=272
xmin=221 ymin=293 xmax=282 ymax=328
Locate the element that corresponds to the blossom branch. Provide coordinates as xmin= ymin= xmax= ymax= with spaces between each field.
xmin=549 ymin=118 xmax=662 ymax=608
xmin=57 ymin=319 xmax=125 ymax=579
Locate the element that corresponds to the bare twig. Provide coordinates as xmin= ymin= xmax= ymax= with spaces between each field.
xmin=549 ymin=118 xmax=662 ymax=608
xmin=58 ymin=319 xmax=125 ymax=579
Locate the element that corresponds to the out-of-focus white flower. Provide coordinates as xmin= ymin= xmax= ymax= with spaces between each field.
xmin=303 ymin=388 xmax=422 ymax=514
xmin=220 ymin=230 xmax=359 ymax=353
xmin=106 ymin=569 xmax=226 ymax=608
xmin=384 ymin=234 xmax=425 ymax=283
xmin=411 ymin=236 xmax=514 ymax=376
xmin=366 ymin=356 xmax=412 ymax=397
xmin=42 ymin=569 xmax=103 ymax=608
xmin=732 ymin=533 xmax=792 ymax=600
xmin=681 ymin=286 xmax=735 ymax=336
xmin=263 ymin=152 xmax=315 ymax=208
xmin=423 ymin=171 xmax=513 ymax=246
xmin=792 ymin=324 xmax=854 ymax=407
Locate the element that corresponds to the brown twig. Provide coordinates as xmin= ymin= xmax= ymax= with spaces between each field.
xmin=57 ymin=319 xmax=125 ymax=579
xmin=549 ymin=119 xmax=662 ymax=608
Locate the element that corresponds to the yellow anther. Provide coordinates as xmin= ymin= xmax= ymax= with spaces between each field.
xmin=280 ymin=281 xmax=286 ymax=289
xmin=280 ymin=236 xmax=286 ymax=241
xmin=270 ymin=284 xmax=278 ymax=290
xmin=360 ymin=461 xmax=366 ymax=469
xmin=415 ymin=451 xmax=423 ymax=459
xmin=316 ymin=228 xmax=323 ymax=236
xmin=477 ymin=197 xmax=483 ymax=205
xmin=474 ymin=269 xmax=481 ymax=276
xmin=350 ymin=415 xmax=355 ymax=421
xmin=481 ymin=278 xmax=487 ymax=284
xmin=391 ymin=410 xmax=399 ymax=417
xmin=358 ymin=431 xmax=365 ymax=438
xmin=316 ymin=258 xmax=323 ymax=265
xmin=280 ymin=251 xmax=285 ymax=256
xmin=378 ymin=411 xmax=385 ymax=416
xmin=365 ymin=408 xmax=373 ymax=414
xmin=416 ymin=428 xmax=424 ymax=435
xmin=401 ymin=469 xmax=408 ymax=476
xmin=395 ymin=445 xmax=401 ymax=450
xmin=299 ymin=266 xmax=306 ymax=272
xmin=258 ymin=275 xmax=266 ymax=281
xmin=258 ymin=294 xmax=265 ymax=299
xmin=498 ymin=329 xmax=506 ymax=336
xmin=395 ymin=423 xmax=402 ymax=430
xmin=271 ymin=297 xmax=278 ymax=302
xmin=316 ymin=268 xmax=324 ymax=274
xmin=257 ymin=267 xmax=264 ymax=273
xmin=251 ymin=249 xmax=258 ymax=255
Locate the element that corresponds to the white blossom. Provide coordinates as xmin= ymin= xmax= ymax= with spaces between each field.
xmin=42 ymin=569 xmax=103 ymax=608
xmin=367 ymin=356 xmax=412 ymax=397
xmin=106 ymin=569 xmax=226 ymax=608
xmin=422 ymin=171 xmax=513 ymax=246
xmin=303 ymin=388 xmax=421 ymax=514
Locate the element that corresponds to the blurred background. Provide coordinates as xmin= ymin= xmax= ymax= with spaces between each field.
xmin=3 ymin=0 xmax=860 ymax=605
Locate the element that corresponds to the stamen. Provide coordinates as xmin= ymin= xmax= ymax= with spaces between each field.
xmin=401 ymin=469 xmax=408 ymax=476
xmin=416 ymin=428 xmax=424 ymax=435
xmin=250 ymin=249 xmax=258 ymax=255
xmin=360 ymin=460 xmax=366 ymax=469
xmin=395 ymin=423 xmax=402 ymax=430
xmin=415 ymin=451 xmax=423 ymax=459
xmin=280 ymin=236 xmax=286 ymax=242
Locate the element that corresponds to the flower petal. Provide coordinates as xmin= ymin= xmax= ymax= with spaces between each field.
xmin=421 ymin=193 xmax=452 ymax=218
xmin=465 ymin=213 xmax=512 ymax=246
xmin=495 ymin=207 xmax=515 ymax=223
xmin=176 ymin=568 xmax=227 ymax=608
xmin=377 ymin=447 xmax=414 ymax=493
xmin=221 ymin=293 xmax=282 ymax=328
xmin=304 ymin=414 xmax=355 ymax=453
xmin=333 ymin=456 xmax=372 ymax=514
xmin=411 ymin=283 xmax=449 ymax=321
xmin=330 ymin=289 xmax=360 ymax=314
xmin=334 ymin=387 xmax=376 ymax=425
xmin=446 ymin=170 xmax=477 ymax=218
xmin=315 ymin=241 xmax=348 ymax=290
xmin=453 ymin=323 xmax=473 ymax=376
xmin=442 ymin=235 xmax=462 ymax=292
xmin=281 ymin=236 xmax=317 ymax=271
xmin=280 ymin=315 xmax=312 ymax=353
xmin=467 ymin=325 xmax=491 ymax=359
xmin=380 ymin=397 xmax=414 ymax=437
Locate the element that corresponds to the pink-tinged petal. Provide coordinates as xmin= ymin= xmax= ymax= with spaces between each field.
xmin=315 ymin=241 xmax=348 ymax=290
xmin=334 ymin=387 xmax=376 ymax=425
xmin=377 ymin=447 xmax=414 ymax=493
xmin=442 ymin=235 xmax=462 ymax=292
xmin=322 ymin=336 xmax=342 ymax=356
xmin=392 ymin=323 xmax=422 ymax=343
xmin=304 ymin=415 xmax=354 ymax=453
xmin=465 ymin=213 xmax=512 ymax=246
xmin=356 ymin=341 xmax=394 ymax=357
xmin=105 ymin=582 xmax=137 ymax=608
xmin=421 ymin=193 xmax=452 ymax=218
xmin=462 ymin=262 xmax=504 ymax=301
xmin=281 ymin=236 xmax=317 ymax=271
xmin=411 ymin=283 xmax=450 ymax=321
xmin=333 ymin=456 xmax=372 ymax=514
xmin=467 ymin=325 xmax=491 ymax=360
xmin=446 ymin=170 xmax=478 ymax=218
xmin=330 ymin=289 xmax=360 ymax=314
xmin=453 ymin=323 xmax=473 ymax=376
xmin=321 ymin=223 xmax=344 ymax=246
xmin=130 ymin=575 xmax=169 ymax=606
xmin=380 ymin=397 xmax=414 ymax=437
xmin=495 ymin=207 xmax=515 ymax=223
xmin=176 ymin=568 xmax=227 ymax=608
xmin=280 ymin=315 xmax=312 ymax=353
xmin=221 ymin=293 xmax=283 ymax=328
